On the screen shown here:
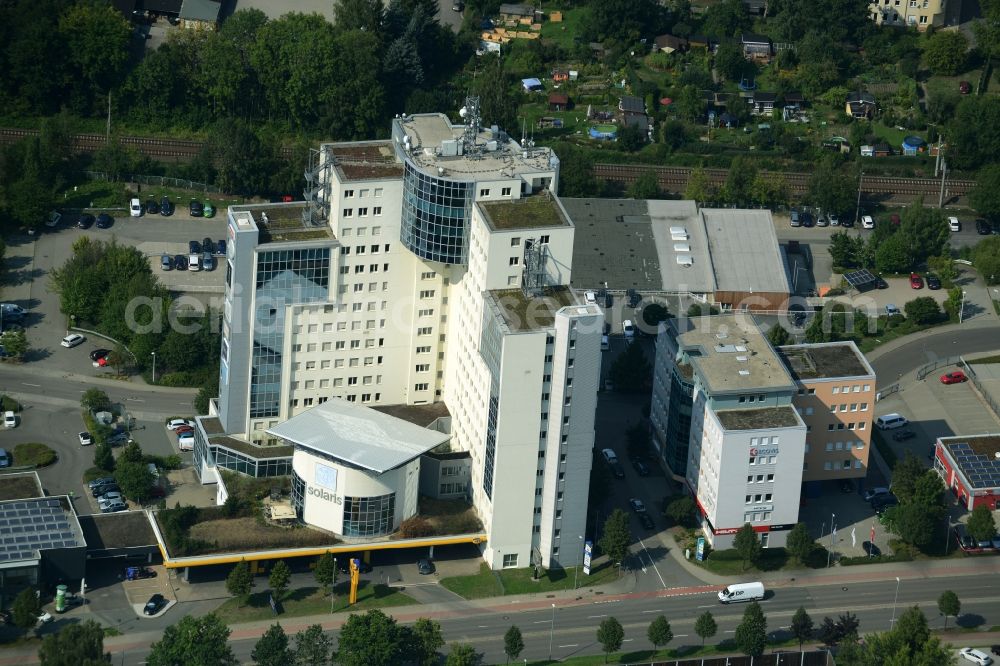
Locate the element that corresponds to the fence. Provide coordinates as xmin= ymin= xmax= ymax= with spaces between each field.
xmin=962 ymin=359 xmax=1000 ymax=422
xmin=81 ymin=171 xmax=222 ymax=194
xmin=625 ymin=650 xmax=834 ymax=666
xmin=915 ymin=355 xmax=963 ymax=381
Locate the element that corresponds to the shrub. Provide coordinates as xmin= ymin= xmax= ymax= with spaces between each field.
xmin=0 ymin=395 xmax=22 ymax=412
xmin=12 ymin=443 xmax=56 ymax=467
xmin=398 ymin=516 xmax=434 ymax=538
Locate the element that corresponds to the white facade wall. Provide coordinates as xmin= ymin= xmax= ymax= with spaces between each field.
xmin=293 ymin=449 xmax=419 ymax=535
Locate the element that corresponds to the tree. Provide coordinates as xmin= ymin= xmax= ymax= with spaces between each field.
xmin=627 ymin=170 xmax=659 ymax=199
xmin=685 ymin=167 xmax=713 ymax=202
xmin=410 ymin=618 xmax=445 ymax=666
xmin=119 ymin=440 xmax=143 ymax=464
xmin=971 ymin=164 xmax=1000 ymax=220
xmin=903 ymin=297 xmax=943 ymax=325
xmin=937 ymin=590 xmax=960 ymax=631
xmin=619 ymin=123 xmax=647 ymax=152
xmin=641 ymin=303 xmax=670 ymax=329
xmin=702 ymin=0 xmax=750 ymax=38
xmin=694 ymin=610 xmax=717 ymax=645
xmin=337 ymin=609 xmax=408 ymax=666
xmin=647 ymin=615 xmax=673 ymax=650
xmin=890 ymin=453 xmax=925 ymax=502
xmin=785 ymin=522 xmax=816 ymax=564
xmin=226 ymin=559 xmax=253 ymax=605
xmin=816 ymin=616 xmax=840 ymax=647
xmin=923 ymin=30 xmax=968 ymax=76
xmin=333 ymin=0 xmax=384 ymax=32
xmin=293 ymin=624 xmax=332 ymax=666
xmin=885 ymin=503 xmax=938 ymax=547
xmin=37 ymin=619 xmax=108 ymax=666
xmin=733 ymin=523 xmax=762 ymax=570
xmin=314 ymin=552 xmax=336 ymax=594
xmin=11 ymin=587 xmax=41 ymax=632
xmin=269 ymin=560 xmax=291 ymax=602
xmin=114 ymin=461 xmax=154 ymax=503
xmin=767 ymin=323 xmax=791 ymax=346
xmin=875 ymin=233 xmax=912 ymax=274
xmin=81 ymin=388 xmax=111 ymax=412
xmin=147 ymin=614 xmax=237 ymax=666
xmin=715 ymin=41 xmax=747 ymax=81
xmin=790 ymin=607 xmax=814 ymax=650
xmin=596 ymin=616 xmax=625 ymax=662
xmin=598 ymin=509 xmax=632 ymax=566
xmin=0 ymin=329 xmax=28 ymax=360
xmin=252 ymin=624 xmax=293 ymax=666
xmin=93 ymin=443 xmax=115 ymax=473
xmin=473 ymin=54 xmax=518 ymax=134
xmin=972 ymin=236 xmax=1000 ymax=285
xmin=829 ymin=231 xmax=867 ymax=269
xmin=723 ymin=156 xmax=757 ymax=205
xmin=609 ymin=343 xmax=652 ymax=393
xmin=967 ymin=504 xmax=998 ymax=543
xmin=444 ymin=643 xmax=480 ymax=666
xmin=664 ymin=496 xmax=696 ymax=527
xmin=899 ymin=203 xmax=949 ymax=265
xmin=503 ymin=625 xmax=524 ymax=664
xmin=734 ymin=601 xmax=767 ymax=657
xmin=807 ymin=162 xmax=856 ymax=217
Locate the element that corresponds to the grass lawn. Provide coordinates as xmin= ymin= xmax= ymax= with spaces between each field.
xmin=539 ymin=6 xmax=587 ymax=52
xmin=440 ymin=561 xmax=621 ymax=600
xmin=213 ymin=582 xmax=414 ymax=624
xmin=520 ymin=636 xmax=807 ymax=665
xmin=12 ymin=443 xmax=56 ymax=468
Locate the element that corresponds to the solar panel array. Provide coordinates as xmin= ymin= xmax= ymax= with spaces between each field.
xmin=844 ymin=269 xmax=878 ymax=290
xmin=0 ymin=498 xmax=83 ymax=562
xmin=948 ymin=442 xmax=1000 ymax=489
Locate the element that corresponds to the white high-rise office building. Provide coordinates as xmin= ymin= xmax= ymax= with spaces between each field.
xmin=204 ymin=104 xmax=600 ymax=569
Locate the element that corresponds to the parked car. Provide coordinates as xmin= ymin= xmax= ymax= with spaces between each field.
xmin=188 ymin=254 xmax=201 ymax=271
xmin=45 ymin=211 xmax=62 ymax=228
xmin=452 ymin=1 xmax=464 ymax=10
xmin=977 ymin=219 xmax=991 ymax=235
xmin=815 ymin=211 xmax=828 ymax=227
xmin=790 ymin=208 xmax=801 ymax=227
xmin=189 ymin=200 xmax=204 ymax=217
xmin=892 ymin=430 xmax=916 ymax=442
xmin=202 ymin=238 xmax=214 ymax=254
xmin=873 ymin=495 xmax=899 ymax=513
xmin=861 ymin=215 xmax=874 ymax=229
xmin=98 ymin=491 xmax=124 ymax=506
xmin=173 ymin=254 xmax=188 ymax=270
xmin=601 ymin=448 xmax=618 ymax=464
xmin=609 ymin=461 xmax=625 ymax=479
xmin=174 ymin=425 xmax=194 ymax=435
xmin=909 ymin=273 xmax=924 ymax=289
xmin=188 ymin=240 xmax=202 ymax=254
xmin=91 ymin=483 xmax=118 ymax=497
xmin=61 ymin=333 xmax=85 ymax=348
xmin=88 ymin=476 xmax=115 ymax=489
xmin=885 ymin=303 xmax=901 ymax=316
xmin=160 ymin=254 xmax=174 ymax=271
xmin=941 ymin=370 xmax=968 ymax=385
xmin=78 ymin=432 xmax=94 ymax=446
xmin=37 ymin=611 xmax=53 ymax=624
xmin=143 ymin=593 xmax=166 ymax=616
xmin=638 ymin=512 xmax=655 ymax=530
xmin=417 ymin=558 xmax=435 ymax=575
xmin=202 ymin=252 xmax=215 ymax=271
xmin=631 ymin=459 xmax=650 ymax=476
xmin=875 ymin=277 xmax=888 ymax=289
xmin=101 ymin=501 xmax=127 ymax=514
xmin=130 ymin=198 xmax=142 ymax=217
xmin=959 ymin=647 xmax=993 ymax=665
xmin=800 ymin=211 xmax=814 ymax=227
xmin=863 ymin=487 xmax=890 ymax=502
xmin=862 ymin=541 xmax=881 ymax=557
xmin=625 ymin=289 xmax=640 ymax=308
xmin=95 ymin=213 xmax=113 ymax=229
xmin=167 ymin=418 xmax=195 ymax=430
xmin=107 ymin=431 xmax=132 ymax=446
xmin=216 ymin=239 xmax=227 ymax=256
xmin=926 ymin=274 xmax=941 ymax=290
xmin=203 ymin=201 xmax=215 ymax=218
xmin=160 ymin=196 xmax=173 ymax=216
xmin=76 ymin=213 xmax=95 ymax=229
xmin=949 ymin=217 xmax=961 ymax=232
xmin=1 ymin=304 xmax=26 ymax=319
xmin=145 ymin=198 xmax=160 ymax=215
xmin=628 ymin=498 xmax=647 ymax=513
xmin=828 ymin=213 xmax=840 ymax=226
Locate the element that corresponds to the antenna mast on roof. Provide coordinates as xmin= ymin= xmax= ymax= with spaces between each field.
xmin=460 ymin=95 xmax=483 ymax=157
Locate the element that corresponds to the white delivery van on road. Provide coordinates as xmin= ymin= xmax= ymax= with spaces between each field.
xmin=718 ymin=581 xmax=766 ymax=604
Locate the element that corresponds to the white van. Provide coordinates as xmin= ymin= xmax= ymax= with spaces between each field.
xmin=585 ymin=291 xmax=597 ymax=305
xmin=718 ymin=581 xmax=765 ymax=604
xmin=622 ymin=320 xmax=635 ymax=340
xmin=875 ymin=413 xmax=908 ymax=430
xmin=4 ymin=411 xmax=16 ymax=428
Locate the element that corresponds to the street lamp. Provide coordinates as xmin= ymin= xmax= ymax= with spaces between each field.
xmin=573 ymin=535 xmax=583 ymax=590
xmin=150 ymin=351 xmax=156 ymax=383
xmin=890 ymin=577 xmax=901 ymax=627
xmin=959 ymin=291 xmax=967 ymax=324
xmin=827 ymin=513 xmax=836 ymax=568
xmin=548 ymin=603 xmax=556 ymax=660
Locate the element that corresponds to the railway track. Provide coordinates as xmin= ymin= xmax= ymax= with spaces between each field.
xmin=0 ymin=127 xmax=294 ymax=161
xmin=592 ymin=163 xmax=975 ymax=200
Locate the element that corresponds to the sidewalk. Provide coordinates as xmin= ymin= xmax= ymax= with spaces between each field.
xmin=0 ymin=364 xmax=196 ymax=395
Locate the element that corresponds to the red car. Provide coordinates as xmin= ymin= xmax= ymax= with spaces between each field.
xmin=941 ymin=370 xmax=968 ymax=385
xmin=174 ymin=425 xmax=194 ymax=435
xmin=909 ymin=273 xmax=924 ymax=289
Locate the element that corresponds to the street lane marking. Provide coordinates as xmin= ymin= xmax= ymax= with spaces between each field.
xmin=641 ymin=609 xmax=663 ymax=614
xmin=637 ymin=536 xmax=667 ymax=588
xmin=478 ymin=625 xmax=488 ymax=628
xmin=676 ymin=634 xmax=689 ymax=637
xmin=126 ymin=398 xmax=145 ymax=402
xmin=587 ymin=614 xmax=607 ymax=619
xmin=724 ymin=630 xmax=735 ymax=633
xmin=558 ymin=644 xmax=578 ymax=648
xmin=697 ymin=604 xmax=715 ymax=608
xmin=22 ymin=383 xmax=40 ymax=387
xmin=533 ymin=620 xmax=549 ymax=624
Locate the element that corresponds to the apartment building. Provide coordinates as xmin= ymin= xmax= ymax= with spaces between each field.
xmin=649 ymin=316 xmax=876 ymax=548
xmin=869 ymin=0 xmax=947 ymax=29
xmin=775 ymin=343 xmax=876 ymax=488
xmin=201 ymin=102 xmax=600 ymax=569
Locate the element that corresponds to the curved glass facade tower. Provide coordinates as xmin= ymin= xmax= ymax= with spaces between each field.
xmin=400 ymin=162 xmax=472 ymax=265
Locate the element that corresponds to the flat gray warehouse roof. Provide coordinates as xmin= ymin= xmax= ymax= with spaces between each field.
xmin=564 ymin=198 xmax=789 ymax=296
xmin=562 ymin=198 xmax=662 ymax=291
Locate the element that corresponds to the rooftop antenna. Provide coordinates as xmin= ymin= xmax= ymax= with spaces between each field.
xmin=461 ymin=95 xmax=483 ymax=157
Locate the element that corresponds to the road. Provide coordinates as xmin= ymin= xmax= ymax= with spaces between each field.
xmin=18 ymin=570 xmax=993 ymax=666
xmin=869 ymin=326 xmax=1000 ymax=387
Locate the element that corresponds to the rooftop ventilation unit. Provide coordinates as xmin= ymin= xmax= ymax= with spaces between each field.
xmin=736 ymin=355 xmax=749 ymax=362
xmin=738 ymin=369 xmax=751 ymax=376
xmin=673 ymin=243 xmax=691 ymax=252
xmin=676 ymin=254 xmax=693 ymax=267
